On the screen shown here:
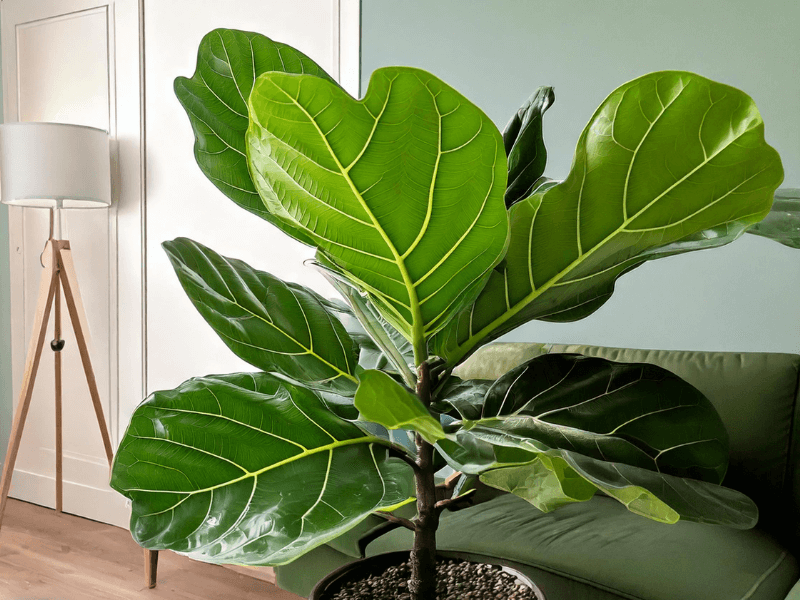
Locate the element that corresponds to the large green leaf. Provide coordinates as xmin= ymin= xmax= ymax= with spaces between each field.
xmin=355 ymin=370 xmax=445 ymax=445
xmin=555 ymin=449 xmax=757 ymax=526
xmin=432 ymin=71 xmax=784 ymax=365
xmin=110 ymin=372 xmax=414 ymax=565
xmin=473 ymin=353 xmax=730 ymax=483
xmin=174 ymin=28 xmax=337 ymax=243
xmin=438 ymin=354 xmax=757 ymax=527
xmin=503 ymin=86 xmax=555 ymax=207
xmin=163 ymin=238 xmax=359 ymax=395
xmin=748 ymin=188 xmax=800 ymax=249
xmin=246 ymin=67 xmax=510 ymax=361
xmin=471 ymin=443 xmax=757 ymax=526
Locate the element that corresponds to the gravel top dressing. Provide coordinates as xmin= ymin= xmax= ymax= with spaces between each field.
xmin=328 ymin=558 xmax=540 ymax=599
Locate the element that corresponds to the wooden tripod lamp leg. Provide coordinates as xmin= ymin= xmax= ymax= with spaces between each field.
xmin=54 ymin=275 xmax=63 ymax=514
xmin=56 ymin=243 xmax=160 ymax=588
xmin=0 ymin=241 xmax=59 ymax=532
xmin=55 ymin=242 xmax=114 ymax=466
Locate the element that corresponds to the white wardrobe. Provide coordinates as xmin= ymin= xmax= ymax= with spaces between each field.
xmin=2 ymin=0 xmax=359 ymax=527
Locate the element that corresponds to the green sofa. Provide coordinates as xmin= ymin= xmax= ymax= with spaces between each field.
xmin=275 ymin=343 xmax=800 ymax=600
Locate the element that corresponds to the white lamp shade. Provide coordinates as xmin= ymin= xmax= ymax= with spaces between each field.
xmin=0 ymin=122 xmax=111 ymax=209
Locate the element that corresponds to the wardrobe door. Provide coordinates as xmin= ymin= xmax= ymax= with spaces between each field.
xmin=2 ymin=0 xmax=143 ymax=527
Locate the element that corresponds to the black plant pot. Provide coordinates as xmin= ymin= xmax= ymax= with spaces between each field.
xmin=309 ymin=550 xmax=546 ymax=600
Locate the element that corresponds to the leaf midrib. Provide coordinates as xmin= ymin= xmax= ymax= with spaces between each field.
xmin=120 ymin=435 xmax=389 ymax=495
xmin=270 ymin=79 xmax=427 ymax=362
xmin=468 ymin=414 xmax=725 ymax=474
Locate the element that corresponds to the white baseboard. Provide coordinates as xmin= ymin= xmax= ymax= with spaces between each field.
xmin=9 ymin=467 xmax=131 ymax=529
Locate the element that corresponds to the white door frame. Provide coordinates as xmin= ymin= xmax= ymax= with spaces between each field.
xmin=337 ymin=0 xmax=362 ymax=97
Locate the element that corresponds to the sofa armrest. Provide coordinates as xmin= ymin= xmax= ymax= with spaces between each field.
xmin=785 ymin=580 xmax=800 ymax=600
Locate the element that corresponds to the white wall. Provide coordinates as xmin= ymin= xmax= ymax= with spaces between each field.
xmin=361 ymin=0 xmax=800 ymax=355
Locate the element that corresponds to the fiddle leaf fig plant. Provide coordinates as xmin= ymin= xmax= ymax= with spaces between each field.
xmin=111 ymin=28 xmax=788 ymax=600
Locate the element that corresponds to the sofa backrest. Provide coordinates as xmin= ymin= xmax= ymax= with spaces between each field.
xmin=456 ymin=343 xmax=800 ymax=546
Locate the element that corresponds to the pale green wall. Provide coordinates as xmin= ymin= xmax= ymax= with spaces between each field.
xmin=361 ymin=0 xmax=800 ymax=354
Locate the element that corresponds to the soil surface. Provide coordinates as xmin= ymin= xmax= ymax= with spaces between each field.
xmin=328 ymin=558 xmax=541 ymax=599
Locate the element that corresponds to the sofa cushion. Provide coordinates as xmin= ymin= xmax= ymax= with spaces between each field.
xmin=275 ymin=544 xmax=353 ymax=597
xmin=366 ymin=494 xmax=799 ymax=600
xmin=457 ymin=343 xmax=800 ymax=545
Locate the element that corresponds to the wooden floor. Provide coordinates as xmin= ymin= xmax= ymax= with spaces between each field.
xmin=0 ymin=498 xmax=303 ymax=600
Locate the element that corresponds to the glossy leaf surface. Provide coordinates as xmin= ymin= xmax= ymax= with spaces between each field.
xmin=468 ymin=441 xmax=757 ymax=526
xmin=355 ymin=370 xmax=445 ymax=444
xmin=246 ymin=67 xmax=510 ymax=358
xmin=432 ymin=71 xmax=784 ymax=364
xmin=475 ymin=353 xmax=730 ymax=483
xmin=437 ymin=430 xmax=537 ymax=474
xmin=440 ymin=354 xmax=757 ymax=527
xmin=175 ymin=29 xmax=335 ymax=243
xmin=503 ymin=86 xmax=555 ymax=207
xmin=432 ymin=376 xmax=493 ymax=422
xmin=748 ymin=188 xmax=800 ymax=249
xmin=110 ymin=373 xmax=414 ymax=565
xmin=556 ymin=449 xmax=757 ymax=526
xmin=163 ymin=238 xmax=359 ymax=395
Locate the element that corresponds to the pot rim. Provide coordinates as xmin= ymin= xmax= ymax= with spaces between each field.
xmin=309 ymin=550 xmax=546 ymax=599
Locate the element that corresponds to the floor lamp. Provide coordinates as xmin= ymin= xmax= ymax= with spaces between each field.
xmin=0 ymin=122 xmax=114 ymax=530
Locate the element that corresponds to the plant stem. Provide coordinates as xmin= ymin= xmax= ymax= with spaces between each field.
xmin=373 ymin=511 xmax=416 ymax=531
xmin=388 ymin=446 xmax=422 ymax=473
xmin=409 ymin=362 xmax=439 ymax=600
